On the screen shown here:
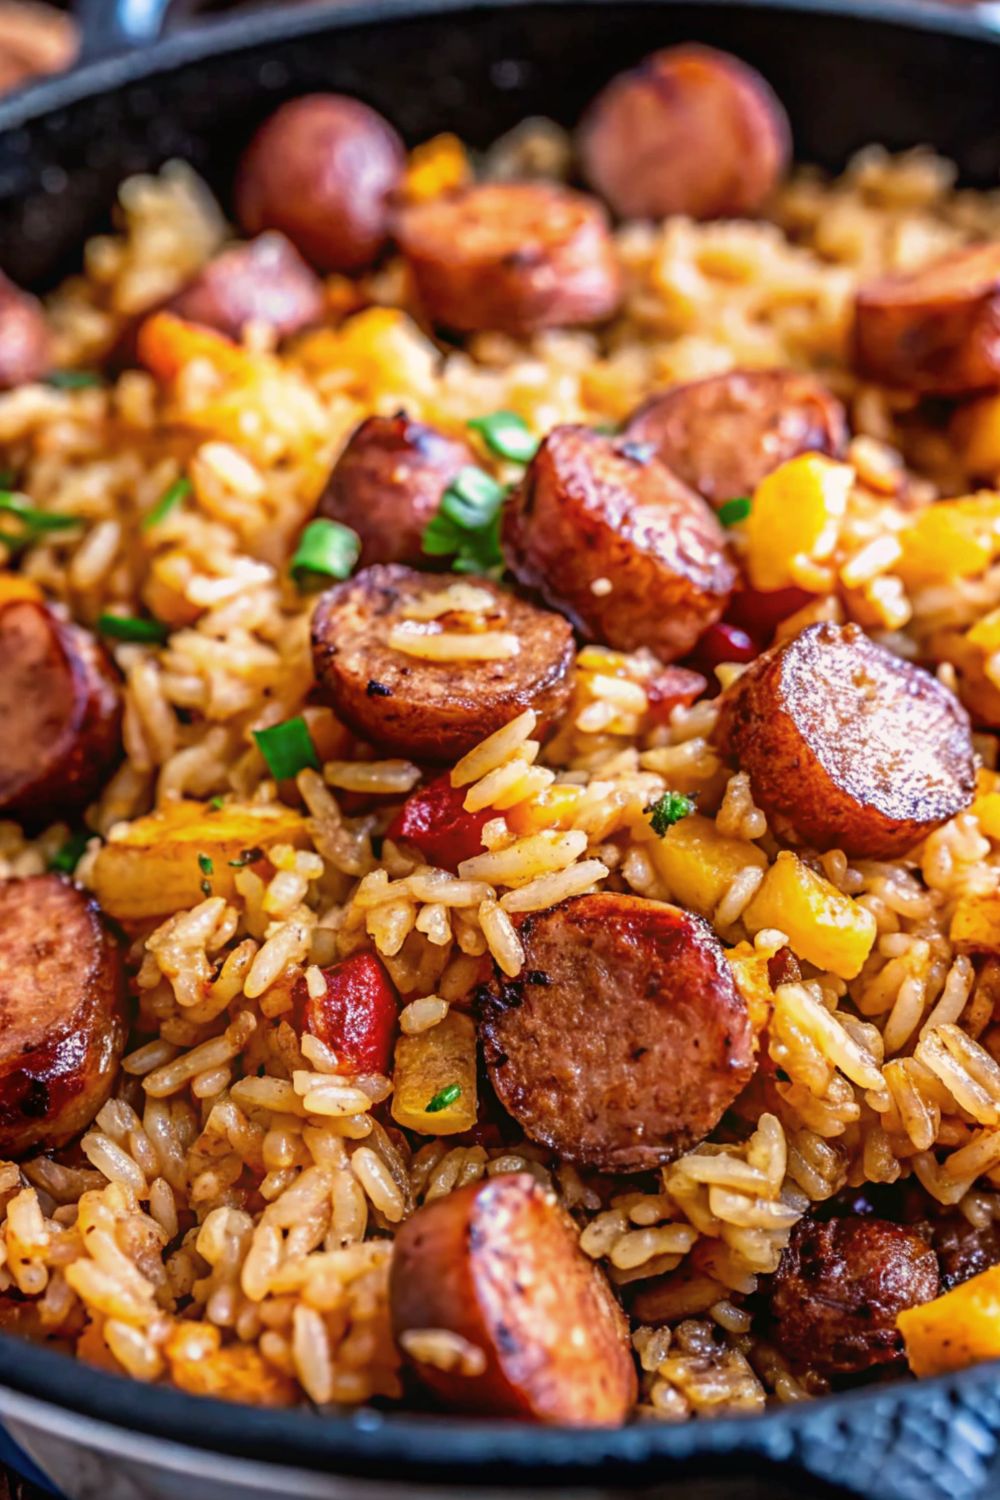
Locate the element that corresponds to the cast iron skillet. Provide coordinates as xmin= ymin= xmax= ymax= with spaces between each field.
xmin=1 ymin=0 xmax=1000 ymax=1494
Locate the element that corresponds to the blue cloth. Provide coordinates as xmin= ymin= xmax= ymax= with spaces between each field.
xmin=0 ymin=1422 xmax=60 ymax=1494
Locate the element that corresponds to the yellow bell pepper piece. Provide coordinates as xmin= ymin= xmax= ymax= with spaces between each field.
xmin=648 ymin=814 xmax=767 ymax=922
xmin=402 ymin=133 xmax=471 ymax=203
xmin=745 ymin=454 xmax=853 ymax=592
xmin=897 ymin=493 xmax=1000 ymax=584
xmin=391 ymin=1011 xmax=477 ymax=1136
xmin=950 ymin=890 xmax=1000 ymax=954
xmin=972 ymin=767 xmax=1000 ymax=841
xmin=506 ymin=783 xmax=583 ymax=836
xmin=898 ymin=1264 xmax=1000 ymax=1378
xmin=742 ymin=850 xmax=876 ymax=980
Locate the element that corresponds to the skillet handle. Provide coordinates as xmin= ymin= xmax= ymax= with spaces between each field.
xmin=72 ymin=0 xmax=175 ymax=62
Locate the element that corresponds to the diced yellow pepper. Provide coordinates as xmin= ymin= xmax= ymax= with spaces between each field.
xmin=950 ymin=890 xmax=1000 ymax=953
xmin=648 ymin=814 xmax=767 ymax=922
xmin=0 ymin=575 xmax=42 ymax=605
xmin=391 ymin=1011 xmax=477 ymax=1136
xmin=896 ymin=493 xmax=1000 ymax=584
xmin=742 ymin=850 xmax=876 ymax=980
xmin=90 ymin=801 xmax=309 ymax=922
xmin=967 ymin=607 xmax=1000 ymax=654
xmin=745 ymin=454 xmax=853 ymax=592
xmin=506 ymin=783 xmax=583 ymax=835
xmin=898 ymin=1265 xmax=1000 ymax=1378
xmin=402 ymin=133 xmax=471 ymax=203
xmin=951 ymin=395 xmax=1000 ymax=479
xmin=972 ymin=767 xmax=1000 ymax=841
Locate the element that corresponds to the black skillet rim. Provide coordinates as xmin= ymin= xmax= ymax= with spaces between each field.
xmin=0 ymin=0 xmax=999 ymax=1481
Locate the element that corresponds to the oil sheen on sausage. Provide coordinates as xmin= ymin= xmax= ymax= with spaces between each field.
xmin=0 ymin=875 xmax=128 ymax=1159
xmin=624 ymin=369 xmax=848 ymax=508
xmin=478 ymin=892 xmax=755 ymax=1171
xmin=390 ymin=1172 xmax=637 ymax=1424
xmin=502 ymin=425 xmax=735 ymax=660
xmin=0 ymin=597 xmax=123 ymax=828
xmin=311 ymin=564 xmax=575 ymax=762
xmin=716 ymin=621 xmax=975 ymax=858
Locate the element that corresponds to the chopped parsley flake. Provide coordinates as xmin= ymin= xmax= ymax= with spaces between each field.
xmin=646 ymin=791 xmax=695 ymax=837
xmin=717 ymin=495 xmax=752 ymax=527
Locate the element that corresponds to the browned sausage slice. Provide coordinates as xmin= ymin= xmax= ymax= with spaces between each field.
xmin=235 ymin=94 xmax=405 ymax=272
xmin=578 ymin=45 xmax=791 ymax=221
xmin=716 ymin=621 xmax=975 ymax=858
xmin=390 ymin=1173 xmax=637 ymax=1424
xmin=502 ymin=426 xmax=735 ymax=661
xmin=0 ymin=875 xmax=127 ymax=1159
xmin=769 ymin=1216 xmax=939 ymax=1376
xmin=853 ymin=244 xmax=1000 ymax=395
xmin=317 ymin=413 xmax=476 ymax=568
xmin=0 ymin=598 xmax=122 ymax=829
xmin=396 ymin=183 xmax=622 ymax=336
xmin=167 ymin=233 xmax=324 ymax=341
xmin=0 ymin=272 xmax=50 ymax=390
xmin=624 ymin=369 xmax=848 ymax=508
xmin=311 ymin=564 xmax=575 ymax=762
xmin=479 ymin=893 xmax=755 ymax=1171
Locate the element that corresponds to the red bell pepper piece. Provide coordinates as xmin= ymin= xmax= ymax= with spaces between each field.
xmin=644 ymin=664 xmax=708 ymax=724
xmin=386 ymin=772 xmax=491 ymax=872
xmin=726 ymin=584 xmax=814 ymax=646
xmin=296 ymin=952 xmax=397 ymax=1075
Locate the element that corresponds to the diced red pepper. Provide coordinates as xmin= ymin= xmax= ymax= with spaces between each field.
xmin=386 ymin=772 xmax=491 ymax=872
xmin=644 ymin=664 xmax=708 ymax=724
xmin=691 ymin=621 xmax=758 ymax=674
xmin=726 ymin=585 xmax=814 ymax=647
xmin=296 ymin=952 xmax=397 ymax=1075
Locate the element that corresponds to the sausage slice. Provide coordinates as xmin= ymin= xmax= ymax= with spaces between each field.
xmin=235 ymin=94 xmax=405 ymax=272
xmin=624 ymin=370 xmax=848 ymax=508
xmin=769 ymin=1215 xmax=939 ymax=1376
xmin=396 ymin=183 xmax=622 ymax=335
xmin=390 ymin=1173 xmax=637 ymax=1424
xmin=0 ymin=271 xmax=50 ymax=390
xmin=0 ymin=598 xmax=122 ymax=828
xmin=578 ymin=45 xmax=791 ymax=221
xmin=311 ymin=564 xmax=575 ymax=761
xmin=317 ymin=413 xmax=476 ymax=568
xmin=716 ymin=621 xmax=975 ymax=858
xmin=853 ymin=244 xmax=1000 ymax=395
xmin=0 ymin=875 xmax=127 ymax=1159
xmin=167 ymin=233 xmax=324 ymax=342
xmin=478 ymin=892 xmax=755 ymax=1171
xmin=502 ymin=426 xmax=735 ymax=661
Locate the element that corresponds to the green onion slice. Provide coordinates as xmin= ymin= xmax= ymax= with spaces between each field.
xmin=50 ymin=829 xmax=90 ymax=874
xmin=421 ymin=468 xmax=506 ymax=575
xmin=0 ymin=492 xmax=83 ymax=537
xmin=291 ymin=518 xmax=361 ymax=590
xmin=717 ymin=495 xmax=752 ymax=527
xmin=468 ymin=411 xmax=538 ymax=464
xmin=46 ymin=370 xmax=103 ymax=390
xmin=253 ymin=717 xmax=320 ymax=781
xmin=209 ymin=795 xmax=225 ymax=812
xmin=143 ymin=476 xmax=191 ymax=531
xmin=646 ymin=791 xmax=695 ymax=837
xmin=425 ymin=1083 xmax=462 ymax=1113
xmin=97 ymin=612 xmax=168 ymax=644
xmin=197 ymin=853 xmax=214 ymax=877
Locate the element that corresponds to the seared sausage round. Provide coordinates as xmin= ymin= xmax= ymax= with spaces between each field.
xmin=167 ymin=233 xmax=324 ymax=342
xmin=0 ymin=875 xmax=127 ymax=1159
xmin=317 ymin=413 xmax=476 ymax=568
xmin=390 ymin=1172 xmax=637 ymax=1424
xmin=769 ymin=1215 xmax=939 ymax=1377
xmin=396 ymin=183 xmax=622 ymax=336
xmin=502 ymin=426 xmax=735 ymax=661
xmin=311 ymin=564 xmax=575 ymax=762
xmin=0 ymin=272 xmax=50 ymax=390
xmin=624 ymin=370 xmax=849 ymax=508
xmin=0 ymin=598 xmax=122 ymax=829
xmin=578 ymin=45 xmax=791 ymax=221
xmin=235 ymin=94 xmax=405 ymax=272
xmin=931 ymin=1212 xmax=1000 ymax=1292
xmin=716 ymin=622 xmax=975 ymax=858
xmin=853 ymin=244 xmax=1000 ymax=395
xmin=478 ymin=893 xmax=755 ymax=1171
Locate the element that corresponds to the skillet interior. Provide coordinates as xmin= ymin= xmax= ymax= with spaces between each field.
xmin=1 ymin=1 xmax=1000 ymax=1493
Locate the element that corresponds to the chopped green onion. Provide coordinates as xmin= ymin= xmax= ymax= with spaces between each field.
xmin=228 ymin=846 xmax=264 ymax=869
xmin=442 ymin=466 xmax=505 ymax=524
xmin=291 ymin=518 xmax=361 ymax=590
xmin=50 ymin=829 xmax=90 ymax=874
xmin=97 ymin=612 xmax=168 ymax=644
xmin=425 ymin=1083 xmax=462 ymax=1113
xmin=253 ymin=717 xmax=320 ymax=781
xmin=718 ymin=495 xmax=752 ymax=527
xmin=0 ymin=493 xmax=84 ymax=552
xmin=197 ymin=853 xmax=214 ymax=877
xmin=143 ymin=476 xmax=191 ymax=531
xmin=209 ymin=795 xmax=225 ymax=812
xmin=468 ymin=411 xmax=538 ymax=464
xmin=646 ymin=791 xmax=695 ymax=837
xmin=46 ymin=370 xmax=102 ymax=390
xmin=421 ymin=467 xmax=506 ymax=575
